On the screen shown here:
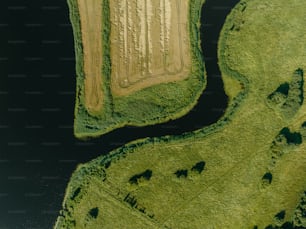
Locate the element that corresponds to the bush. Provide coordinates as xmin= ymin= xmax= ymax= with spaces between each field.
xmin=129 ymin=169 xmax=152 ymax=185
xmin=71 ymin=187 xmax=81 ymax=201
xmin=267 ymin=69 xmax=304 ymax=119
xmin=275 ymin=210 xmax=286 ymax=221
xmin=88 ymin=207 xmax=99 ymax=219
xmin=262 ymin=172 xmax=273 ymax=184
xmin=174 ymin=169 xmax=188 ymax=178
xmin=191 ymin=161 xmax=206 ymax=173
xmin=279 ymin=128 xmax=302 ymax=145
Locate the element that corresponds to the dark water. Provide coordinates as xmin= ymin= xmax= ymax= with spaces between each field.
xmin=0 ymin=0 xmax=239 ymax=228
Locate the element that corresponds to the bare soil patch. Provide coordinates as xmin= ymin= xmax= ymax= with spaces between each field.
xmin=78 ymin=0 xmax=103 ymax=113
xmin=110 ymin=0 xmax=192 ymax=96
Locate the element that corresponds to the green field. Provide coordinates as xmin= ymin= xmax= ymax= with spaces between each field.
xmin=55 ymin=0 xmax=306 ymax=228
xmin=70 ymin=0 xmax=206 ymax=139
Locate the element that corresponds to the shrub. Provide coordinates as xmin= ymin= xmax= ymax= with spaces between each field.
xmin=175 ymin=169 xmax=188 ymax=178
xmin=262 ymin=172 xmax=273 ymax=184
xmin=88 ymin=207 xmax=99 ymax=219
xmin=129 ymin=169 xmax=152 ymax=185
xmin=71 ymin=187 xmax=81 ymax=200
xmin=275 ymin=210 xmax=286 ymax=220
xmin=191 ymin=161 xmax=206 ymax=173
xmin=279 ymin=128 xmax=302 ymax=145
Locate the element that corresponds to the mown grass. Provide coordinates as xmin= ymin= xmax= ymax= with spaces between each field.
xmin=55 ymin=0 xmax=306 ymax=228
xmin=70 ymin=0 xmax=206 ymax=139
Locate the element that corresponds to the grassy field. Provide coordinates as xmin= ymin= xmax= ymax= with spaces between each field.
xmin=55 ymin=0 xmax=306 ymax=228
xmin=70 ymin=0 xmax=206 ymax=138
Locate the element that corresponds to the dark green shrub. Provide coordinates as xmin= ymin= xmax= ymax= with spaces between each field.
xmin=124 ymin=193 xmax=137 ymax=208
xmin=129 ymin=169 xmax=152 ymax=185
xmin=279 ymin=128 xmax=302 ymax=145
xmin=175 ymin=169 xmax=188 ymax=178
xmin=191 ymin=161 xmax=206 ymax=173
xmin=275 ymin=83 xmax=290 ymax=96
xmin=88 ymin=207 xmax=99 ymax=219
xmin=262 ymin=172 xmax=273 ymax=184
xmin=104 ymin=161 xmax=111 ymax=169
xmin=71 ymin=187 xmax=81 ymax=200
xmin=275 ymin=210 xmax=286 ymax=221
xmin=281 ymin=222 xmax=294 ymax=229
xmin=267 ymin=69 xmax=304 ymax=119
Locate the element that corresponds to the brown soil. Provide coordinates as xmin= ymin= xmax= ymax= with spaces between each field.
xmin=77 ymin=0 xmax=103 ymax=113
xmin=109 ymin=0 xmax=192 ymax=96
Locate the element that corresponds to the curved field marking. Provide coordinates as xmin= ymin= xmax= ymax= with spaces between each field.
xmin=110 ymin=0 xmax=191 ymax=96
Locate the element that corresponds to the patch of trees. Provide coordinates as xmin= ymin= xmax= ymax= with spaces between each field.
xmin=228 ymin=1 xmax=247 ymax=32
xmin=84 ymin=207 xmax=99 ymax=226
xmin=264 ymin=221 xmax=297 ymax=229
xmin=88 ymin=207 xmax=99 ymax=219
xmin=264 ymin=221 xmax=301 ymax=229
xmin=275 ymin=210 xmax=286 ymax=221
xmin=265 ymin=225 xmax=275 ymax=229
xmin=268 ymin=83 xmax=290 ymax=101
xmin=101 ymin=0 xmax=111 ymax=80
xmin=124 ymin=193 xmax=137 ymax=208
xmin=267 ymin=68 xmax=304 ymax=119
xmin=262 ymin=172 xmax=273 ymax=185
xmin=69 ymin=185 xmax=87 ymax=204
xmin=279 ymin=128 xmax=302 ymax=145
xmin=58 ymin=206 xmax=76 ymax=228
xmin=262 ymin=192 xmax=306 ymax=228
xmin=174 ymin=161 xmax=206 ymax=179
xmin=270 ymin=127 xmax=302 ymax=167
xmin=240 ymin=1 xmax=247 ymax=12
xmin=282 ymin=68 xmax=302 ymax=111
xmin=123 ymin=193 xmax=154 ymax=218
xmin=274 ymin=210 xmax=286 ymax=227
xmin=300 ymin=122 xmax=306 ymax=138
xmin=174 ymin=169 xmax=188 ymax=178
xmin=191 ymin=161 xmax=206 ymax=173
xmin=104 ymin=161 xmax=111 ymax=169
xmin=229 ymin=18 xmax=245 ymax=32
xmin=71 ymin=187 xmax=81 ymax=201
xmin=293 ymin=191 xmax=306 ymax=227
xmin=280 ymin=222 xmax=296 ymax=229
xmin=129 ymin=169 xmax=152 ymax=185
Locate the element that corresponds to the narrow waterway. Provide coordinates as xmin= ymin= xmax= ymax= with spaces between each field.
xmin=0 ymin=0 xmax=239 ymax=228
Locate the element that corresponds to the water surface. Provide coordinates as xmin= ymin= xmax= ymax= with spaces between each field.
xmin=0 ymin=0 xmax=239 ymax=227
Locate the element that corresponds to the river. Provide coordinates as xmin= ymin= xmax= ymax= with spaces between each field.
xmin=0 ymin=0 xmax=239 ymax=227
